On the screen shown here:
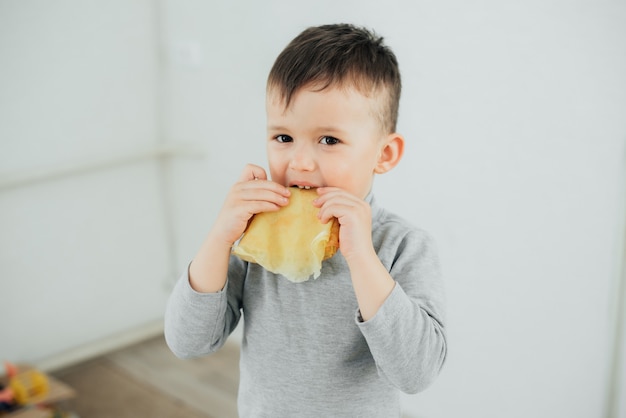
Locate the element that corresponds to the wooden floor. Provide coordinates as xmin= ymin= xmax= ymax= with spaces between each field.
xmin=52 ymin=334 xmax=240 ymax=418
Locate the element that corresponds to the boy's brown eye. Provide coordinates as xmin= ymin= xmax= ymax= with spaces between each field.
xmin=320 ymin=136 xmax=340 ymax=145
xmin=276 ymin=135 xmax=293 ymax=143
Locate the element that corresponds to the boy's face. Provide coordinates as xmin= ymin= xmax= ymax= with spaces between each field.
xmin=266 ymin=86 xmax=388 ymax=200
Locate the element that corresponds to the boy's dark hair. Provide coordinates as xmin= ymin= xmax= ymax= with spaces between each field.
xmin=267 ymin=23 xmax=402 ymax=134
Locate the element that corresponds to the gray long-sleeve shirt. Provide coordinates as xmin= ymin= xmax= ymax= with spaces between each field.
xmin=164 ymin=194 xmax=447 ymax=417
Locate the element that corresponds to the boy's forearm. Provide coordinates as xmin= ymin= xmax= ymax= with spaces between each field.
xmin=346 ymin=249 xmax=396 ymax=321
xmin=358 ymin=283 xmax=447 ymax=394
xmin=189 ymin=231 xmax=233 ymax=293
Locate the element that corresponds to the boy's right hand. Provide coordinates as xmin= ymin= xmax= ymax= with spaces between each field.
xmin=212 ymin=164 xmax=291 ymax=246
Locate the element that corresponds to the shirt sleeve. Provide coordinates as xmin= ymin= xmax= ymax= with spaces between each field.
xmin=164 ymin=259 xmax=245 ymax=359
xmin=357 ymin=230 xmax=447 ymax=394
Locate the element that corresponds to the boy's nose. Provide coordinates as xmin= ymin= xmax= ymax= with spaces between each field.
xmin=288 ymin=145 xmax=315 ymax=171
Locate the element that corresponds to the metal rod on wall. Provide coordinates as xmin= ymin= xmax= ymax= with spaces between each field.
xmin=605 ymin=144 xmax=626 ymax=418
xmin=0 ymin=143 xmax=204 ymax=191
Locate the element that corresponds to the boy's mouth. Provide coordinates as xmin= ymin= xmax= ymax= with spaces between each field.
xmin=289 ymin=182 xmax=318 ymax=190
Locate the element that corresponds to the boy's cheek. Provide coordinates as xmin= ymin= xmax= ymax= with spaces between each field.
xmin=265 ymin=159 xmax=279 ymax=177
xmin=267 ymin=169 xmax=285 ymax=186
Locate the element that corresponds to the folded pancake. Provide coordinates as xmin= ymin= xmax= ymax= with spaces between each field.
xmin=232 ymin=187 xmax=339 ymax=282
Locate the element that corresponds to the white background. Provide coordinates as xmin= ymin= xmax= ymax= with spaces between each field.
xmin=0 ymin=1 xmax=624 ymax=417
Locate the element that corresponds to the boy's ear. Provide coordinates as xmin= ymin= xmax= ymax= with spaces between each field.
xmin=374 ymin=133 xmax=404 ymax=174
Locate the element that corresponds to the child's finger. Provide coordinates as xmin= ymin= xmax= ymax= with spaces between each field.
xmin=315 ymin=186 xmax=341 ymax=196
xmin=243 ymin=187 xmax=290 ymax=207
xmin=236 ymin=165 xmax=291 ymax=199
xmin=313 ymin=188 xmax=353 ymax=209
xmin=312 ymin=187 xmax=339 ymax=207
xmin=238 ymin=164 xmax=268 ymax=182
xmin=237 ymin=179 xmax=291 ymax=201
xmin=314 ymin=189 xmax=369 ymax=224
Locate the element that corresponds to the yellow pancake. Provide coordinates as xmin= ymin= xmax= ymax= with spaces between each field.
xmin=232 ymin=188 xmax=339 ymax=282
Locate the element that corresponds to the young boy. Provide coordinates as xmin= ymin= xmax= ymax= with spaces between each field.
xmin=165 ymin=23 xmax=446 ymax=417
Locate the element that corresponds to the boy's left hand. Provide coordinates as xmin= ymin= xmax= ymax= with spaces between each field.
xmin=314 ymin=187 xmax=395 ymax=321
xmin=313 ymin=187 xmax=375 ymax=263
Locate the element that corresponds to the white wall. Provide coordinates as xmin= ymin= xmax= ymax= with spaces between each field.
xmin=159 ymin=1 xmax=626 ymax=418
xmin=0 ymin=1 xmax=624 ymax=417
xmin=0 ymin=0 xmax=172 ymax=364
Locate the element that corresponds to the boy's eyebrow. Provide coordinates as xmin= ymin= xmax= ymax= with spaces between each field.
xmin=267 ymin=124 xmax=347 ymax=135
xmin=267 ymin=124 xmax=288 ymax=131
xmin=315 ymin=127 xmax=348 ymax=136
